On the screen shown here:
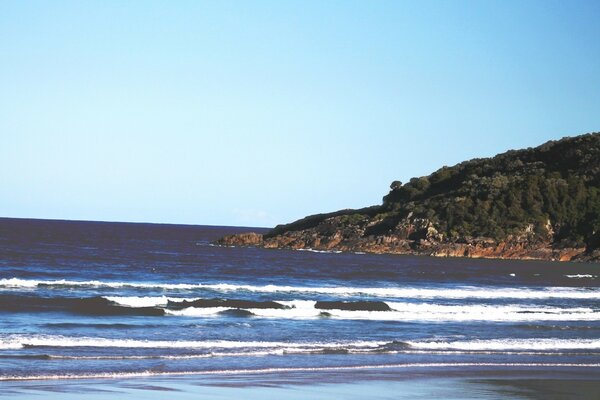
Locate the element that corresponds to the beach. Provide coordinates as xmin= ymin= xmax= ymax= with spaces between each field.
xmin=3 ymin=367 xmax=600 ymax=399
xmin=0 ymin=218 xmax=599 ymax=398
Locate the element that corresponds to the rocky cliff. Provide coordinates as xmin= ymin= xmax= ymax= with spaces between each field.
xmin=217 ymin=133 xmax=600 ymax=262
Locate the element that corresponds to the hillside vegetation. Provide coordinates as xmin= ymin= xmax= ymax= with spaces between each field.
xmin=222 ymin=133 xmax=600 ymax=261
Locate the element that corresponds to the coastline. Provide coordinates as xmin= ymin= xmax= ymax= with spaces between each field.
xmin=215 ymin=233 xmax=599 ymax=263
xmin=216 ymin=133 xmax=600 ymax=264
xmin=2 ymin=220 xmax=598 ymax=398
xmin=3 ymin=365 xmax=600 ymax=399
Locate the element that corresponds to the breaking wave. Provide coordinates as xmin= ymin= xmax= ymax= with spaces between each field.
xmin=0 ymin=295 xmax=164 ymax=316
xmin=1 ymin=293 xmax=597 ymax=321
xmin=406 ymin=338 xmax=600 ymax=351
xmin=0 ymin=334 xmax=385 ymax=350
xmin=2 ymin=363 xmax=600 ymax=381
xmin=2 ymin=335 xmax=599 ymax=352
xmin=2 ymin=278 xmax=599 ymax=299
xmin=166 ymin=300 xmax=600 ymax=322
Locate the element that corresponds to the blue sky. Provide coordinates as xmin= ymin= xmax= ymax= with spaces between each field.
xmin=1 ymin=1 xmax=599 ymax=227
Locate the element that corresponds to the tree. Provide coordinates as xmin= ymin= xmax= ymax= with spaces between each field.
xmin=390 ymin=180 xmax=402 ymax=190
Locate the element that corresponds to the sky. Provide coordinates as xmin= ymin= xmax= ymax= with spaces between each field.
xmin=1 ymin=0 xmax=599 ymax=227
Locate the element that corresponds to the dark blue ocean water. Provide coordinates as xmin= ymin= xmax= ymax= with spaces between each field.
xmin=0 ymin=218 xmax=599 ymax=381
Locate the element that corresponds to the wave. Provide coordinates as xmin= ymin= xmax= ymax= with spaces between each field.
xmin=0 ymin=295 xmax=164 ymax=316
xmin=2 ymin=293 xmax=597 ymax=321
xmin=3 ymin=349 xmax=599 ymax=361
xmin=104 ymin=296 xmax=173 ymax=308
xmin=3 ymin=335 xmax=599 ymax=352
xmin=565 ymin=274 xmax=597 ymax=279
xmin=296 ymin=248 xmax=343 ymax=254
xmin=2 ymin=362 xmax=599 ymax=381
xmin=42 ymin=322 xmax=161 ymax=329
xmin=0 ymin=354 xmax=53 ymax=360
xmin=167 ymin=298 xmax=289 ymax=310
xmin=0 ymin=334 xmax=385 ymax=350
xmin=515 ymin=324 xmax=600 ymax=331
xmin=2 ymin=278 xmax=599 ymax=300
xmin=166 ymin=300 xmax=599 ymax=322
xmin=382 ymin=302 xmax=599 ymax=323
xmin=406 ymin=338 xmax=600 ymax=351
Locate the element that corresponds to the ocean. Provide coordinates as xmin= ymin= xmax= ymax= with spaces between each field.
xmin=0 ymin=218 xmax=599 ymax=394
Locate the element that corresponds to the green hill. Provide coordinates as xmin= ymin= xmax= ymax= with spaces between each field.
xmin=220 ymin=132 xmax=600 ymax=262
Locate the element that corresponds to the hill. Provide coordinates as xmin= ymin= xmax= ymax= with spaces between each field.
xmin=218 ymin=132 xmax=600 ymax=262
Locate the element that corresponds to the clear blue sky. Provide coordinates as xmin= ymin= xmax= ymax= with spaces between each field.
xmin=1 ymin=1 xmax=599 ymax=227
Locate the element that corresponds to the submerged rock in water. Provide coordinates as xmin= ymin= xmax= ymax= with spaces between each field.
xmin=167 ymin=298 xmax=288 ymax=310
xmin=314 ymin=300 xmax=391 ymax=312
xmin=217 ymin=308 xmax=255 ymax=317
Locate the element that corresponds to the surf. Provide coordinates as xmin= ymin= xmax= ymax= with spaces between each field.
xmin=2 ymin=277 xmax=600 ymax=300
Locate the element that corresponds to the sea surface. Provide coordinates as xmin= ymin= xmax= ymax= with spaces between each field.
xmin=0 ymin=217 xmax=599 ymax=387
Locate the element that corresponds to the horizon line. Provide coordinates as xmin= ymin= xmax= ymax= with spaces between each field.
xmin=0 ymin=215 xmax=271 ymax=230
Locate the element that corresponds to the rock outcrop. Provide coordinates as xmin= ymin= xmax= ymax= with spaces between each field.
xmin=215 ymin=214 xmax=592 ymax=262
xmin=217 ymin=232 xmax=263 ymax=246
xmin=216 ymin=133 xmax=600 ymax=263
xmin=314 ymin=301 xmax=392 ymax=312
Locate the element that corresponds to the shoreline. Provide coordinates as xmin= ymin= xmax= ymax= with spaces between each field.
xmin=3 ymin=366 xmax=600 ymax=399
xmin=211 ymin=240 xmax=600 ymax=265
xmin=3 ymin=362 xmax=600 ymax=382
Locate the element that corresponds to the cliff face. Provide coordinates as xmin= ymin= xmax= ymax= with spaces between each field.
xmin=217 ymin=214 xmax=595 ymax=262
xmin=217 ymin=133 xmax=600 ymax=262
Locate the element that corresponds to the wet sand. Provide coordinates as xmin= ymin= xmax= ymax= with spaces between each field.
xmin=2 ymin=367 xmax=600 ymax=399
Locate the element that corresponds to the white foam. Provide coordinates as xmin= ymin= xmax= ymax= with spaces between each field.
xmin=47 ymin=351 xmax=282 ymax=360
xmin=0 ymin=334 xmax=384 ymax=350
xmin=104 ymin=296 xmax=194 ymax=308
xmin=2 ymin=362 xmax=599 ymax=381
xmin=0 ymin=278 xmax=40 ymax=288
xmin=166 ymin=300 xmax=600 ymax=322
xmin=2 ymin=278 xmax=600 ymax=300
xmin=384 ymin=302 xmax=599 ymax=322
xmin=44 ymin=349 xmax=600 ymax=360
xmin=407 ymin=338 xmax=600 ymax=351
xmin=296 ymin=248 xmax=343 ymax=254
xmin=565 ymin=275 xmax=596 ymax=279
xmin=0 ymin=278 xmax=197 ymax=290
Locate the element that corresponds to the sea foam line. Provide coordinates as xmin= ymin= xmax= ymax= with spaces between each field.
xmin=2 ymin=278 xmax=599 ymax=299
xmin=164 ymin=300 xmax=600 ymax=322
xmin=406 ymin=338 xmax=600 ymax=351
xmin=2 ymin=335 xmax=600 ymax=351
xmin=0 ymin=335 xmax=384 ymax=350
xmin=6 ymin=349 xmax=598 ymax=361
xmin=1 ymin=363 xmax=599 ymax=381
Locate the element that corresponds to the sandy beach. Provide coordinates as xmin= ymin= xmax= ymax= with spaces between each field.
xmin=3 ymin=366 xmax=600 ymax=399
